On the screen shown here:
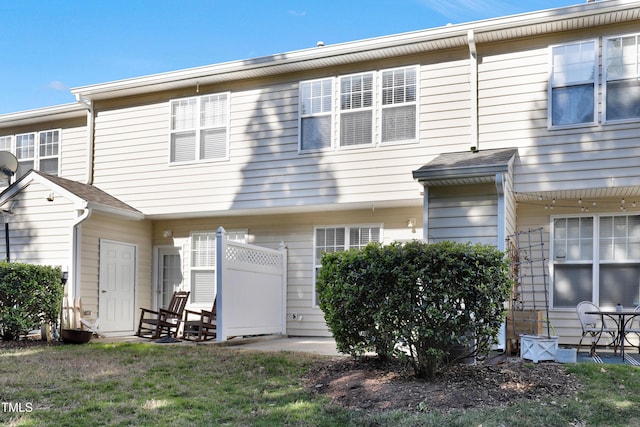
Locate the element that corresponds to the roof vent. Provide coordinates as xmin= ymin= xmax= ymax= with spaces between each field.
xmin=316 ymin=41 xmax=325 ymax=47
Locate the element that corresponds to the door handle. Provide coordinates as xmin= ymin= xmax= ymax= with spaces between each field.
xmin=101 ymin=290 xmax=107 ymax=293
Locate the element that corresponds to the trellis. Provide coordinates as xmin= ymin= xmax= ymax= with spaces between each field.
xmin=506 ymin=227 xmax=552 ymax=342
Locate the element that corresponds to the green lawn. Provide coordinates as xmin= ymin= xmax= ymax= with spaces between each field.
xmin=1 ymin=342 xmax=639 ymax=426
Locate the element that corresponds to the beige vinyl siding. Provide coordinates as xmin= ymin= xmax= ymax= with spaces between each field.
xmin=152 ymin=206 xmax=422 ymax=336
xmin=0 ymin=116 xmax=87 ymax=186
xmin=478 ymin=35 xmax=640 ymax=195
xmin=59 ymin=118 xmax=89 ymax=182
xmin=428 ymin=183 xmax=499 ymax=245
xmin=0 ymin=181 xmax=75 ymax=267
xmin=516 ymin=201 xmax=640 ymax=346
xmin=79 ymin=212 xmax=152 ymax=327
xmin=89 ymin=57 xmax=472 ymax=216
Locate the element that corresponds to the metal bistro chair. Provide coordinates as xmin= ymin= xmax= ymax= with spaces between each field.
xmin=136 ymin=291 xmax=190 ymax=339
xmin=624 ymin=305 xmax=640 ymax=353
xmin=576 ymin=301 xmax=618 ymax=356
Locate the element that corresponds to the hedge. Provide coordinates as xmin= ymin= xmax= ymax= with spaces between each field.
xmin=317 ymin=240 xmax=512 ymax=379
xmin=0 ymin=262 xmax=64 ymax=341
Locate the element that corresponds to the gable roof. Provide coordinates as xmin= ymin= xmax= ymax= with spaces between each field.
xmin=71 ymin=1 xmax=640 ymax=102
xmin=412 ymin=148 xmax=518 ymax=186
xmin=0 ymin=171 xmax=144 ymax=220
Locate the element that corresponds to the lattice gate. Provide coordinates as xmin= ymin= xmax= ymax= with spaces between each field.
xmin=215 ymin=227 xmax=287 ymax=341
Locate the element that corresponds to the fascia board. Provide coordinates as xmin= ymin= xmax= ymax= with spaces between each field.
xmin=71 ymin=0 xmax=638 ymax=100
xmin=0 ymin=103 xmax=87 ymax=128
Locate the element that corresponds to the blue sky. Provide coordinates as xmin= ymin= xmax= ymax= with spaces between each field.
xmin=0 ymin=0 xmax=581 ymax=115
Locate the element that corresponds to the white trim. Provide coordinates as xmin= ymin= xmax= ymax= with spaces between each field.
xmin=379 ymin=65 xmax=419 ymax=147
xmin=337 ymin=71 xmax=376 ymax=150
xmin=547 ymin=38 xmax=599 ymax=129
xmin=550 ymin=213 xmax=640 ymax=309
xmin=70 ymin=2 xmax=637 ymax=102
xmin=602 ymin=31 xmax=640 ymax=124
xmin=168 ymin=92 xmax=231 ymax=165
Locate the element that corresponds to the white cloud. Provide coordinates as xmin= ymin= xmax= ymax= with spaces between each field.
xmin=418 ymin=0 xmax=520 ymax=23
xmin=47 ymin=80 xmax=68 ymax=91
xmin=288 ymin=9 xmax=306 ymax=17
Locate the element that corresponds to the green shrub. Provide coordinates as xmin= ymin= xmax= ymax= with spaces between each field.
xmin=0 ymin=262 xmax=64 ymax=341
xmin=317 ymin=240 xmax=512 ymax=379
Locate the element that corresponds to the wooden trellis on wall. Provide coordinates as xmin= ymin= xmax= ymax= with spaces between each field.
xmin=505 ymin=227 xmax=552 ymax=354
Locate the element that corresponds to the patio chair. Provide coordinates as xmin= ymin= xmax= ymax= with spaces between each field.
xmin=624 ymin=305 xmax=640 ymax=353
xmin=182 ymin=299 xmax=217 ymax=341
xmin=136 ymin=291 xmax=190 ymax=339
xmin=576 ymin=301 xmax=618 ymax=356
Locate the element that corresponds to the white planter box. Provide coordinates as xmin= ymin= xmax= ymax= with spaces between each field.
xmin=555 ymin=347 xmax=577 ymax=364
xmin=520 ymin=334 xmax=559 ymax=363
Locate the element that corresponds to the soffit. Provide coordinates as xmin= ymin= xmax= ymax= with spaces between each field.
xmin=71 ymin=1 xmax=640 ymax=102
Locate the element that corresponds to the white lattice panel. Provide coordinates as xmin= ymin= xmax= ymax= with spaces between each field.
xmin=225 ymin=244 xmax=282 ymax=273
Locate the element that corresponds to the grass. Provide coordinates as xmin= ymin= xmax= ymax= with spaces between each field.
xmin=0 ymin=342 xmax=639 ymax=426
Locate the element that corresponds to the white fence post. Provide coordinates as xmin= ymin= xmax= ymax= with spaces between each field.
xmin=216 ymin=226 xmax=226 ymax=342
xmin=279 ymin=241 xmax=288 ymax=336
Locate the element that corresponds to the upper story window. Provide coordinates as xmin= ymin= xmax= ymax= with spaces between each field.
xmin=340 ymin=72 xmax=374 ymax=147
xmin=604 ymin=34 xmax=640 ymax=121
xmin=0 ymin=129 xmax=60 ymax=179
xmin=381 ymin=67 xmax=417 ymax=142
xmin=549 ymin=40 xmax=597 ymax=127
xmin=170 ymin=93 xmax=229 ymax=164
xmin=300 ymin=79 xmax=332 ymax=151
xmin=298 ymin=66 xmax=418 ymax=152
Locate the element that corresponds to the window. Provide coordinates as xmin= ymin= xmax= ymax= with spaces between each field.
xmin=1 ymin=130 xmax=61 ymax=179
xmin=300 ymin=79 xmax=332 ymax=151
xmin=549 ymin=40 xmax=597 ymax=127
xmin=340 ymin=73 xmax=374 ymax=147
xmin=190 ymin=232 xmax=216 ymax=304
xmin=381 ymin=67 xmax=417 ymax=142
xmin=313 ymin=225 xmax=382 ymax=305
xmin=552 ymin=215 xmax=640 ymax=309
xmin=170 ymin=93 xmax=229 ymax=163
xmin=299 ymin=66 xmax=418 ymax=151
xmin=605 ymin=34 xmax=640 ymax=121
xmin=189 ymin=229 xmax=247 ymax=304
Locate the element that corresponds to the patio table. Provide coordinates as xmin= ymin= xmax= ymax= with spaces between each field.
xmin=586 ymin=309 xmax=640 ymax=359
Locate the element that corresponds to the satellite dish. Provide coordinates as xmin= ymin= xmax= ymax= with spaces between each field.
xmin=0 ymin=151 xmax=17 ymax=178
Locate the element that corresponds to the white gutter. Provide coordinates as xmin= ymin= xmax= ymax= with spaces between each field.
xmin=75 ymin=94 xmax=95 ymax=185
xmin=70 ymin=206 xmax=92 ymax=300
xmin=467 ymin=30 xmax=478 ymax=152
xmin=69 ymin=0 xmax=638 ymax=100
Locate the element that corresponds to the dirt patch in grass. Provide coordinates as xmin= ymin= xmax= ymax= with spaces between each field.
xmin=303 ymin=355 xmax=583 ymax=413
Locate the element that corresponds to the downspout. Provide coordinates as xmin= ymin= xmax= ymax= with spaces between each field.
xmin=69 ymin=206 xmax=92 ymax=301
xmin=75 ymin=94 xmax=95 ymax=185
xmin=467 ymin=30 xmax=479 ymax=152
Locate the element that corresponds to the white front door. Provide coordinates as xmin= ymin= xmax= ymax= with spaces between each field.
xmin=99 ymin=240 xmax=136 ymax=333
xmin=157 ymin=247 xmax=182 ymax=309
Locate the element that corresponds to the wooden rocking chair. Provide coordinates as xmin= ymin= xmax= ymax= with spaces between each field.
xmin=182 ymin=299 xmax=217 ymax=342
xmin=136 ymin=291 xmax=190 ymax=339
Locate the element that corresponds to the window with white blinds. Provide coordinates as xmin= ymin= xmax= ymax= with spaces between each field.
xmin=551 ymin=215 xmax=640 ymax=309
xmin=313 ymin=225 xmax=382 ymax=305
xmin=170 ymin=93 xmax=229 ymax=164
xmin=189 ymin=230 xmax=247 ymax=304
xmin=300 ymin=79 xmax=333 ymax=151
xmin=340 ymin=73 xmax=374 ymax=147
xmin=381 ymin=67 xmax=417 ymax=143
xmin=298 ymin=66 xmax=418 ymax=151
